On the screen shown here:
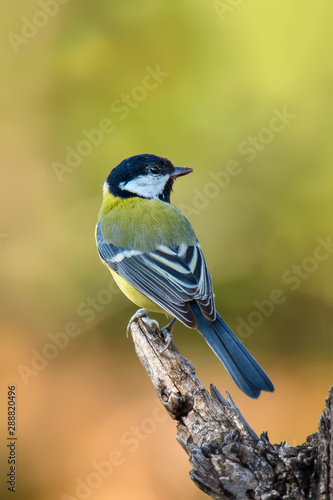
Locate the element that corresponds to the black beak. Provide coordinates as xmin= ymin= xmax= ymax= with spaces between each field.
xmin=171 ymin=166 xmax=194 ymax=179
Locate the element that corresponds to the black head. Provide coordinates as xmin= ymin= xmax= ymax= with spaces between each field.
xmin=105 ymin=154 xmax=193 ymax=203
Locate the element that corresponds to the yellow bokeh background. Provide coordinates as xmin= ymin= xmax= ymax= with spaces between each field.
xmin=1 ymin=1 xmax=333 ymax=499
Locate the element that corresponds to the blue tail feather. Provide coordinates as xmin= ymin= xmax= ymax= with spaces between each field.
xmin=192 ymin=304 xmax=274 ymax=398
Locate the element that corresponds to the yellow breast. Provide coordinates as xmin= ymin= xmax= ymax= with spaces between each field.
xmin=110 ymin=270 xmax=165 ymax=313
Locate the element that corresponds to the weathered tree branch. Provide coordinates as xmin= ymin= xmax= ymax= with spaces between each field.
xmin=130 ymin=318 xmax=333 ymax=500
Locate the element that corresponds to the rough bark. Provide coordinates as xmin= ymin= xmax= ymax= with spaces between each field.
xmin=129 ymin=318 xmax=333 ymax=500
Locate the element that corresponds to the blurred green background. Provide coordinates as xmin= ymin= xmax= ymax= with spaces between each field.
xmin=1 ymin=1 xmax=333 ymax=499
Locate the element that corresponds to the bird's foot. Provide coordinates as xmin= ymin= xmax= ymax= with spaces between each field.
xmin=159 ymin=318 xmax=176 ymax=354
xmin=127 ymin=311 xmax=175 ymax=354
xmin=126 ymin=308 xmax=159 ymax=337
xmin=141 ymin=316 xmax=160 ymax=332
xmin=159 ymin=330 xmax=173 ymax=354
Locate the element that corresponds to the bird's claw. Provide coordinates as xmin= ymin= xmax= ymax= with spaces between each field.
xmin=159 ymin=317 xmax=176 ymax=353
xmin=141 ymin=316 xmax=160 ymax=332
xmin=127 ymin=310 xmax=175 ymax=354
xmin=160 ymin=329 xmax=173 ymax=354
xmin=126 ymin=308 xmax=151 ymax=337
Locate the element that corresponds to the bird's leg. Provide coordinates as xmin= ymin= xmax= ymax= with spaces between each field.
xmin=126 ymin=308 xmax=159 ymax=337
xmin=160 ymin=317 xmax=177 ymax=353
xmin=162 ymin=317 xmax=177 ymax=335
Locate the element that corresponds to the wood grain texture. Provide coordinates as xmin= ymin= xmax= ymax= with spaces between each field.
xmin=130 ymin=318 xmax=332 ymax=499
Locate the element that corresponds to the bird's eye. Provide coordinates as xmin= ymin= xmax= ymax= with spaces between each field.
xmin=149 ymin=166 xmax=160 ymax=174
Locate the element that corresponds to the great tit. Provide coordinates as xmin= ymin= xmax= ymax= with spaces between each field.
xmin=96 ymin=154 xmax=274 ymax=398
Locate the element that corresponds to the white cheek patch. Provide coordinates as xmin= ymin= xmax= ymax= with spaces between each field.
xmin=119 ymin=174 xmax=169 ymax=198
xmin=103 ymin=181 xmax=109 ymax=195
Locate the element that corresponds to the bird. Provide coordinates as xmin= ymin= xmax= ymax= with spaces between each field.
xmin=96 ymin=154 xmax=274 ymax=398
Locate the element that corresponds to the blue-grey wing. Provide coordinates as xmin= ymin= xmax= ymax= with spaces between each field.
xmin=96 ymin=222 xmax=216 ymax=328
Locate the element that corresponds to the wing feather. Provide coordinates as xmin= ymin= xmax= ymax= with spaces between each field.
xmin=96 ymin=222 xmax=216 ymax=327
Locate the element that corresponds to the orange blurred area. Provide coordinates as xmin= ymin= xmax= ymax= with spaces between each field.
xmin=0 ymin=322 xmax=332 ymax=500
xmin=1 ymin=1 xmax=333 ymax=499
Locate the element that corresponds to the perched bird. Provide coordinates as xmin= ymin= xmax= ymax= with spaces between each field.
xmin=96 ymin=154 xmax=274 ymax=398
